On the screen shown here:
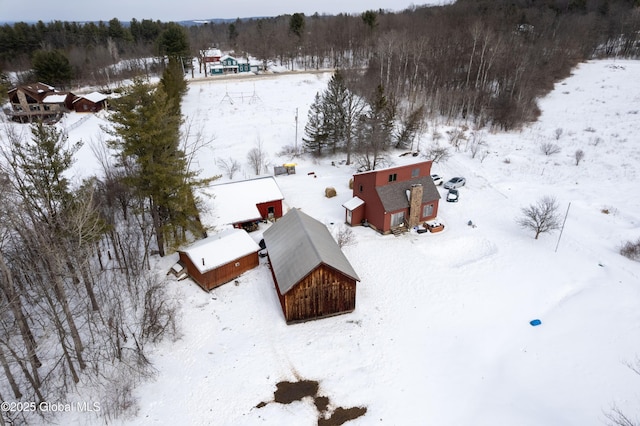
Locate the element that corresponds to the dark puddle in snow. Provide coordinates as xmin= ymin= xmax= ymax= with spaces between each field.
xmin=257 ymin=379 xmax=367 ymax=425
xmin=274 ymin=379 xmax=318 ymax=403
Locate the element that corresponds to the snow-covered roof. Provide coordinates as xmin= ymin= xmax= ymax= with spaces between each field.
xmin=263 ymin=209 xmax=360 ymax=294
xmin=43 ymin=94 xmax=67 ymax=103
xmin=179 ymin=228 xmax=260 ymax=274
xmin=342 ymin=196 xmax=365 ymax=211
xmin=77 ymin=91 xmax=107 ymax=103
xmin=207 ymin=177 xmax=284 ymax=225
xmin=204 ymin=48 xmax=222 ymax=57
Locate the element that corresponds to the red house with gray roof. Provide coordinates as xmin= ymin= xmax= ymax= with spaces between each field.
xmin=343 ymin=161 xmax=440 ymax=234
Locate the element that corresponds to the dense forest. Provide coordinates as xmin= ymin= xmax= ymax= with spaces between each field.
xmin=1 ymin=0 xmax=639 ymax=129
xmin=0 ymin=0 xmax=639 ymax=423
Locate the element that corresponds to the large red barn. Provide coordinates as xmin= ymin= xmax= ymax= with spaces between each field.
xmin=263 ymin=209 xmax=360 ymax=324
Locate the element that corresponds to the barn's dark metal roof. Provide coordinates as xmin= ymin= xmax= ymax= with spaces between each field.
xmin=376 ymin=176 xmax=440 ymax=212
xmin=263 ymin=209 xmax=360 ymax=294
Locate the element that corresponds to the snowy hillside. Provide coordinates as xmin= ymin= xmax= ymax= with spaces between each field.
xmin=51 ymin=61 xmax=640 ymax=425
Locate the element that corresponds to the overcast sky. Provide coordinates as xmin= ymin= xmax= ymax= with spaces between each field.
xmin=2 ymin=1 xmax=451 ymax=23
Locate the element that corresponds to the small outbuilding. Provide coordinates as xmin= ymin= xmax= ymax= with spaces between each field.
xmin=178 ymin=228 xmax=260 ymax=291
xmin=72 ymin=91 xmax=108 ymax=113
xmin=206 ymin=176 xmax=284 ymax=229
xmin=263 ymin=209 xmax=360 ymax=324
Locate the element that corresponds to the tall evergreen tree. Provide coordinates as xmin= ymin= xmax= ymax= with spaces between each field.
xmin=160 ymin=56 xmax=187 ymax=116
xmin=341 ymin=89 xmax=365 ymax=165
xmin=394 ymin=106 xmax=425 ymax=150
xmin=158 ymin=22 xmax=190 ymax=63
xmin=323 ymin=70 xmax=347 ymax=155
xmin=31 ymin=49 xmax=73 ymax=87
xmin=107 ymin=78 xmax=208 ymax=256
xmin=356 ymin=84 xmax=395 ymax=170
xmin=303 ymin=92 xmax=328 ymax=156
xmin=289 ymin=13 xmax=306 ymax=39
xmin=5 ymin=123 xmax=81 ymax=222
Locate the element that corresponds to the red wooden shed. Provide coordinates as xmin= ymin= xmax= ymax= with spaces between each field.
xmin=178 ymin=229 xmax=260 ymax=291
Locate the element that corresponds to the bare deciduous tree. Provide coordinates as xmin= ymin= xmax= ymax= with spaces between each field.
xmin=605 ymin=406 xmax=638 ymax=426
xmin=448 ymin=127 xmax=466 ymax=152
xmin=216 ymin=157 xmax=241 ymax=179
xmin=620 ymin=238 xmax=640 ymax=261
xmin=574 ymin=149 xmax=585 ymax=165
xmin=247 ymin=138 xmax=268 ymax=175
xmin=469 ymin=132 xmax=487 ymax=159
xmin=540 ymin=142 xmax=562 ymax=156
xmin=554 ymin=128 xmax=563 ymax=140
xmin=517 ymin=196 xmax=562 ymax=239
xmin=424 ymin=143 xmax=451 ymax=164
xmin=333 ymin=225 xmax=356 ymax=248
xmin=605 ymin=357 xmax=640 ymax=426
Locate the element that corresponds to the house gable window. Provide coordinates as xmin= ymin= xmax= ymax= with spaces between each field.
xmin=359 ymin=184 xmax=363 ymax=193
xmin=388 ymin=173 xmax=397 ymax=182
xmin=422 ymin=203 xmax=434 ymax=218
xmin=411 ymin=168 xmax=419 ymax=178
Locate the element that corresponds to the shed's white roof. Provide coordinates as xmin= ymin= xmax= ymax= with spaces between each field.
xmin=206 ymin=177 xmax=284 ymax=225
xmin=80 ymin=91 xmax=107 ymax=103
xmin=179 ymin=228 xmax=259 ymax=274
xmin=342 ymin=196 xmax=365 ymax=211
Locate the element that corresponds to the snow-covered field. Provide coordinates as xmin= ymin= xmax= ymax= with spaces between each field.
xmin=50 ymin=60 xmax=640 ymax=424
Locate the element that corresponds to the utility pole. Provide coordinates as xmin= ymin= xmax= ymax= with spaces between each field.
xmin=294 ymin=107 xmax=298 ymax=154
xmin=555 ymin=202 xmax=571 ymax=253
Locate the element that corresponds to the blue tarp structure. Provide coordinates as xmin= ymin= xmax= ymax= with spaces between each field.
xmin=530 ymin=319 xmax=542 ymax=326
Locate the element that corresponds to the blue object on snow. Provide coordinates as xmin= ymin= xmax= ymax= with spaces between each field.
xmin=530 ymin=319 xmax=542 ymax=326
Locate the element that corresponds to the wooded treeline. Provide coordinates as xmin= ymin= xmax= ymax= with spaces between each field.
xmin=1 ymin=0 xmax=639 ymax=127
xmin=0 ymin=52 xmax=209 ymax=423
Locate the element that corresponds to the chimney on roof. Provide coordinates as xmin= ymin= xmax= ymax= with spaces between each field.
xmin=408 ymin=184 xmax=423 ymax=228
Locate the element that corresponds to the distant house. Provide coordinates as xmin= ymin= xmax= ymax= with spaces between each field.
xmin=6 ymin=82 xmax=71 ymax=123
xmin=263 ymin=209 xmax=360 ymax=324
xmin=7 ymin=83 xmax=109 ymax=122
xmin=178 ymin=228 xmax=260 ymax=291
xmin=343 ymin=161 xmax=440 ymax=234
xmin=202 ymin=47 xmax=222 ymax=63
xmin=249 ymin=59 xmax=266 ymax=73
xmin=208 ymin=54 xmax=251 ymax=75
xmin=206 ymin=176 xmax=284 ymax=229
xmin=71 ymin=92 xmax=108 ymax=113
